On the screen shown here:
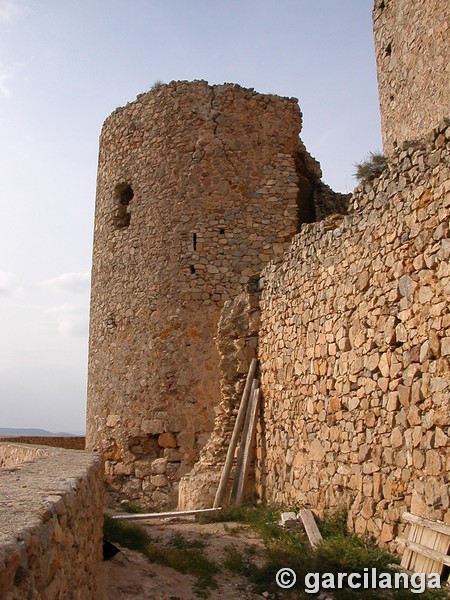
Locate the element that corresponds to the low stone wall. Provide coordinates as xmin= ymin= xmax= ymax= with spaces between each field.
xmin=0 ymin=443 xmax=49 ymax=468
xmin=256 ymin=119 xmax=449 ymax=548
xmin=0 ymin=443 xmax=103 ymax=599
xmin=0 ymin=437 xmax=85 ymax=450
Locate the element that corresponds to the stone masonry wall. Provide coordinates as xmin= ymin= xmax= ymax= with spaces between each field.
xmin=87 ymin=80 xmax=342 ymax=508
xmin=0 ymin=444 xmax=103 ymax=600
xmin=0 ymin=437 xmax=85 ymax=450
xmin=256 ymin=119 xmax=450 ymax=549
xmin=373 ymin=0 xmax=450 ymax=153
xmin=178 ymin=279 xmax=261 ymax=509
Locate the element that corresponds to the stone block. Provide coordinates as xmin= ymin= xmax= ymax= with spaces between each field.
xmin=142 ymin=419 xmax=165 ymax=434
xmin=150 ymin=474 xmax=168 ymax=487
xmin=177 ymin=431 xmax=195 ymax=448
xmin=308 ymin=439 xmax=325 ymax=461
xmin=151 ymin=458 xmax=168 ymax=474
xmin=441 ymin=337 xmax=450 ymax=356
xmin=164 ymin=448 xmax=182 ymax=461
xmin=158 ymin=433 xmax=177 ymax=448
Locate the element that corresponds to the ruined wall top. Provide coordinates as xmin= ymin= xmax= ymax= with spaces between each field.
xmin=373 ymin=0 xmax=450 ymax=154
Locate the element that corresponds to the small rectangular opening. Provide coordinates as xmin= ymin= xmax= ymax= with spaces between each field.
xmin=193 ymin=233 xmax=197 ymax=251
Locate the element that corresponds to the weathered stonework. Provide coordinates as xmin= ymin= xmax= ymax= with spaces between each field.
xmin=87 ymin=80 xmax=346 ymax=507
xmin=256 ymin=119 xmax=450 ymax=549
xmin=373 ymin=0 xmax=450 ymax=153
xmin=86 ymin=1 xmax=448 ymax=554
xmin=0 ymin=444 xmax=103 ymax=599
xmin=179 ymin=279 xmax=261 ymax=509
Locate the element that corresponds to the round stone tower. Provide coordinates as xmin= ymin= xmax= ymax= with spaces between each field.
xmin=86 ymin=81 xmax=307 ymax=506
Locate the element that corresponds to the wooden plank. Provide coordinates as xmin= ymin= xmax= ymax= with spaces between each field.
xmin=229 ymin=379 xmax=258 ymax=505
xmin=299 ymin=509 xmax=323 ymax=548
xmin=401 ymin=522 xmax=419 ymax=571
xmin=432 ymin=530 xmax=450 ymax=571
xmin=402 ymin=512 xmax=450 ymax=536
xmin=399 ymin=538 xmax=450 ymax=568
xmin=213 ymin=358 xmax=257 ymax=508
xmin=112 ymin=507 xmax=222 ymax=521
xmin=230 ymin=384 xmax=260 ymax=506
xmin=422 ymin=529 xmax=442 ymax=575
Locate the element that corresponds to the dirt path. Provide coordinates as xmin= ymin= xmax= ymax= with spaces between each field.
xmin=101 ymin=519 xmax=271 ymax=600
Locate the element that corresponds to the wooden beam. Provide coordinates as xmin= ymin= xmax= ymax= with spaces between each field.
xmin=398 ymin=538 xmax=450 ymax=567
xmin=112 ymin=507 xmax=222 ymax=521
xmin=299 ymin=509 xmax=323 ymax=548
xmin=229 ymin=379 xmax=258 ymax=505
xmin=402 ymin=512 xmax=450 ymax=537
xmin=230 ymin=383 xmax=260 ymax=506
xmin=213 ymin=358 xmax=257 ymax=508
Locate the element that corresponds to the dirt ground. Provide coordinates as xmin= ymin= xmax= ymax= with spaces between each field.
xmin=101 ymin=518 xmax=272 ymax=600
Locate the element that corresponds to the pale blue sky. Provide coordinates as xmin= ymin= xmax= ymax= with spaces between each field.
xmin=0 ymin=0 xmax=381 ymax=433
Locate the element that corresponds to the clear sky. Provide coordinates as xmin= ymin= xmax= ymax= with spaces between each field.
xmin=0 ymin=0 xmax=381 ymax=434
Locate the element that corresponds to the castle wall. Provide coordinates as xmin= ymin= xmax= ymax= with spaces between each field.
xmin=256 ymin=120 xmax=450 ymax=547
xmin=0 ymin=436 xmax=85 ymax=450
xmin=87 ymin=81 xmax=306 ymax=507
xmin=0 ymin=444 xmax=103 ymax=599
xmin=373 ymin=0 xmax=450 ymax=153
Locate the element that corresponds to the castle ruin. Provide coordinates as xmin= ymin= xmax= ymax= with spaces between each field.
xmin=86 ymin=82 xmax=346 ymax=505
xmin=87 ymin=0 xmax=449 ymax=544
xmin=1 ymin=1 xmax=448 ymax=598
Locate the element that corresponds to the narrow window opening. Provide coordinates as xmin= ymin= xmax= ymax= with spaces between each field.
xmin=190 ymin=265 xmax=196 ymax=274
xmin=219 ymin=228 xmax=225 ymax=235
xmin=385 ymin=42 xmax=392 ymax=57
xmin=114 ymin=183 xmax=134 ymax=229
xmin=192 ymin=233 xmax=197 ymax=251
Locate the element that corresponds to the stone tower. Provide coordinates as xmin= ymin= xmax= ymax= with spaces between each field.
xmin=373 ymin=0 xmax=450 ymax=153
xmin=86 ymin=81 xmax=326 ymax=506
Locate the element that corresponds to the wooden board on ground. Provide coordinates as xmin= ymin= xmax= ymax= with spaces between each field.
xmin=113 ymin=507 xmax=222 ymax=521
xmin=299 ymin=508 xmax=323 ymax=548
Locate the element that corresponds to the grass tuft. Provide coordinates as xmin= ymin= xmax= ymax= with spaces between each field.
xmin=145 ymin=543 xmax=218 ymax=594
xmin=354 ymin=151 xmax=387 ymax=182
xmin=168 ymin=531 xmax=206 ymax=550
xmin=223 ymin=545 xmax=257 ymax=576
xmin=103 ymin=514 xmax=152 ymax=552
xmin=121 ymin=501 xmax=147 ymax=514
xmin=150 ymin=79 xmax=165 ymax=91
